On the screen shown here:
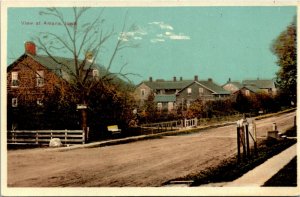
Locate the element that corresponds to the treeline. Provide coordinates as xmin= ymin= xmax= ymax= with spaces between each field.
xmin=137 ymin=92 xmax=292 ymax=124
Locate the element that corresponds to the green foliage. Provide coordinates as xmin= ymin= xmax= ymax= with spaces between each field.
xmin=271 ymin=17 xmax=297 ymax=104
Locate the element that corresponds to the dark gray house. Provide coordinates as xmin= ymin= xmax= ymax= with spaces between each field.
xmin=176 ymin=78 xmax=231 ymax=108
xmin=134 ymin=76 xmax=230 ymax=111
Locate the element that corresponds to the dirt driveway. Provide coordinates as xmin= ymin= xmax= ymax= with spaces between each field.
xmin=7 ymin=112 xmax=296 ymax=187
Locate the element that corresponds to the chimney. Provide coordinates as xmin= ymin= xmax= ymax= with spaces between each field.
xmin=25 ymin=41 xmax=36 ymax=55
xmin=180 ymin=77 xmax=183 ymax=81
xmin=173 ymin=76 xmax=176 ymax=82
xmin=194 ymin=75 xmax=198 ymax=81
xmin=208 ymin=78 xmax=212 ymax=82
xmin=149 ymin=77 xmax=153 ymax=82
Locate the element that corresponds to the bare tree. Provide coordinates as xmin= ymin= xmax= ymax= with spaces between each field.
xmin=35 ymin=7 xmax=138 ymax=142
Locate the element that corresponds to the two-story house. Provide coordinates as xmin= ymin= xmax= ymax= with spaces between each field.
xmin=134 ymin=76 xmax=193 ymax=111
xmin=176 ymin=78 xmax=231 ymax=108
xmin=7 ymin=41 xmax=102 ymax=129
xmin=135 ymin=76 xmax=230 ymax=112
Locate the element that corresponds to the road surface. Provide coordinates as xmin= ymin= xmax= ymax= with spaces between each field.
xmin=7 ymin=111 xmax=296 ymax=187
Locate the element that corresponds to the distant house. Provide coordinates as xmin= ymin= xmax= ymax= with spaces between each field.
xmin=234 ymin=85 xmax=261 ymax=97
xmin=134 ymin=76 xmax=193 ymax=107
xmin=222 ymin=78 xmax=243 ymax=93
xmin=242 ymin=79 xmax=277 ymax=95
xmin=176 ymin=78 xmax=231 ymax=108
xmin=135 ymin=76 xmax=230 ymax=111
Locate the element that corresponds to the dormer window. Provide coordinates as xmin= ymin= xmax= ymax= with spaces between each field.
xmin=11 ymin=72 xmax=19 ymax=87
xmin=92 ymin=69 xmax=99 ymax=77
xmin=36 ymin=70 xmax=44 ymax=87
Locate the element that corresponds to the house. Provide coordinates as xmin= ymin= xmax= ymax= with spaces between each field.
xmin=176 ymin=78 xmax=231 ymax=108
xmin=222 ymin=78 xmax=243 ymax=93
xmin=234 ymin=85 xmax=261 ymax=97
xmin=134 ymin=76 xmax=193 ymax=108
xmin=134 ymin=76 xmax=230 ymax=111
xmin=7 ymin=41 xmax=110 ymax=131
xmin=7 ymin=41 xmax=103 ymax=109
xmin=242 ymin=79 xmax=277 ymax=95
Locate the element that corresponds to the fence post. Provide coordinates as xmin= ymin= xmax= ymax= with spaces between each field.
xmin=195 ymin=118 xmax=198 ymax=127
xmin=82 ymin=130 xmax=85 ymax=144
xmin=65 ymin=129 xmax=67 ymax=145
xmin=35 ymin=131 xmax=38 ymax=144
xmin=237 ymin=125 xmax=241 ymax=162
xmin=245 ymin=124 xmax=250 ymax=158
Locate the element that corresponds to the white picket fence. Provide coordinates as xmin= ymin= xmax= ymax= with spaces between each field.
xmin=7 ymin=130 xmax=85 ymax=145
xmin=183 ymin=118 xmax=198 ymax=128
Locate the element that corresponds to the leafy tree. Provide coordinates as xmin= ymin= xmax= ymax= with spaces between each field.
xmin=35 ymin=8 xmax=138 ymax=141
xmin=271 ymin=17 xmax=297 ymax=105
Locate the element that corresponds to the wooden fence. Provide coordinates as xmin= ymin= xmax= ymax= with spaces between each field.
xmin=140 ymin=120 xmax=182 ymax=134
xmin=7 ymin=130 xmax=85 ymax=145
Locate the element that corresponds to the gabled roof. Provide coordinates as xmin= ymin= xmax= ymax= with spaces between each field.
xmin=242 ymin=79 xmax=275 ymax=89
xmin=154 ymin=94 xmax=176 ymax=102
xmin=8 ymin=53 xmax=108 ymax=79
xmin=242 ymin=85 xmax=261 ymax=93
xmin=222 ymin=81 xmax=243 ymax=89
xmin=143 ymin=80 xmax=193 ymax=90
xmin=178 ymin=80 xmax=230 ymax=95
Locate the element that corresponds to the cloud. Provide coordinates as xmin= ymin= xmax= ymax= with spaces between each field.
xmin=151 ymin=38 xmax=165 ymax=43
xmin=118 ymin=26 xmax=147 ymax=42
xmin=149 ymin=21 xmax=174 ymax=31
xmin=169 ymin=33 xmax=190 ymax=40
xmin=149 ymin=21 xmax=190 ymax=42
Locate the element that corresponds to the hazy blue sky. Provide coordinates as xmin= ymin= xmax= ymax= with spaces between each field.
xmin=7 ymin=6 xmax=296 ymax=85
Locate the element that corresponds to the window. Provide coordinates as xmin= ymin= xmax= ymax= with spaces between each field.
xmin=12 ymin=98 xmax=18 ymax=107
xmin=245 ymin=90 xmax=250 ymax=96
xmin=37 ymin=98 xmax=43 ymax=106
xmin=11 ymin=72 xmax=19 ymax=87
xmin=199 ymin=87 xmax=204 ymax=94
xmin=186 ymin=100 xmax=191 ymax=109
xmin=141 ymin=89 xmax=146 ymax=97
xmin=157 ymin=103 xmax=162 ymax=111
xmin=168 ymin=102 xmax=174 ymax=111
xmin=92 ymin=69 xmax=99 ymax=77
xmin=36 ymin=71 xmax=44 ymax=87
xmin=187 ymin=88 xmax=192 ymax=95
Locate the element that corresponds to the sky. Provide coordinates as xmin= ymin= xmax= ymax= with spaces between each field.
xmin=7 ymin=6 xmax=296 ymax=85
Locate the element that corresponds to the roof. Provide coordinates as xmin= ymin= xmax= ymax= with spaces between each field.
xmin=8 ymin=53 xmax=109 ymax=79
xmin=143 ymin=80 xmax=193 ymax=90
xmin=242 ymin=85 xmax=261 ymax=93
xmin=242 ymin=79 xmax=275 ymax=89
xmin=222 ymin=81 xmax=243 ymax=89
xmin=177 ymin=80 xmax=230 ymax=95
xmin=154 ymin=94 xmax=176 ymax=102
xmin=196 ymin=81 xmax=230 ymax=94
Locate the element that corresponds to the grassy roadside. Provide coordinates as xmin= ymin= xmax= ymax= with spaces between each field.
xmin=263 ymin=156 xmax=297 ymax=187
xmin=164 ymin=126 xmax=297 ymax=186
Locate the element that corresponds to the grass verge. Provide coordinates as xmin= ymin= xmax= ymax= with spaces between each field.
xmin=263 ymin=156 xmax=297 ymax=187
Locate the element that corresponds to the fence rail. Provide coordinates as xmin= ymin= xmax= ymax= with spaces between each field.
xmin=140 ymin=120 xmax=182 ymax=134
xmin=7 ymin=130 xmax=85 ymax=145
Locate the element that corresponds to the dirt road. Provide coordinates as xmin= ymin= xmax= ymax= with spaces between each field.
xmin=7 ymin=111 xmax=296 ymax=187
